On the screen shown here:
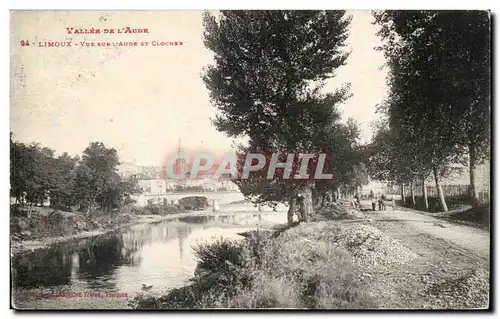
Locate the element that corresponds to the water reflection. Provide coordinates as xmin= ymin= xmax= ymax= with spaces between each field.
xmin=13 ymin=247 xmax=73 ymax=288
xmin=12 ymin=212 xmax=284 ymax=309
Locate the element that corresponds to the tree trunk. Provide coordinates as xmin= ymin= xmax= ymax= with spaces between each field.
xmin=21 ymin=192 xmax=26 ymax=207
xmin=400 ymin=183 xmax=406 ymax=203
xmin=287 ymin=197 xmax=297 ymax=226
xmin=469 ymin=143 xmax=480 ymax=207
xmin=433 ymin=166 xmax=448 ymax=213
xmin=313 ymin=190 xmax=320 ymax=210
xmin=27 ymin=203 xmax=33 ymax=219
xmin=313 ymin=189 xmax=325 ymax=210
xmin=85 ymin=202 xmax=94 ymax=217
xmin=315 ymin=195 xmax=322 ymax=209
xmin=324 ymin=190 xmax=331 ymax=204
xmin=422 ymin=177 xmax=429 ymax=211
xmin=320 ymin=193 xmax=326 ymax=208
xmin=410 ymin=180 xmax=416 ymax=207
xmin=298 ymin=181 xmax=315 ymax=222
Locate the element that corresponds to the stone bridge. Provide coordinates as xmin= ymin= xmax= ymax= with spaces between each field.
xmin=131 ymin=191 xmax=246 ymax=210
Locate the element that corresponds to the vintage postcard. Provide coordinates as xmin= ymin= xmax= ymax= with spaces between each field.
xmin=10 ymin=10 xmax=491 ymax=310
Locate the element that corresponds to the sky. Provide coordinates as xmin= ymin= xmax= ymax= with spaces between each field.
xmin=10 ymin=10 xmax=388 ymax=167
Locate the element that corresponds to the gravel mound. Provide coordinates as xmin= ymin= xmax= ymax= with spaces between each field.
xmin=423 ymin=268 xmax=489 ymax=309
xmin=316 ymin=203 xmax=366 ymax=220
xmin=333 ymin=224 xmax=418 ymax=267
xmin=277 ymin=222 xmax=418 ymax=268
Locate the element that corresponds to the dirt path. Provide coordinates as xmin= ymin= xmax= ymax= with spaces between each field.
xmin=366 ymin=206 xmax=490 ymax=260
xmin=345 ymin=201 xmax=490 ymax=309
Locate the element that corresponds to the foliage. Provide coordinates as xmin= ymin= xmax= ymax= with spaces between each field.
xmin=143 ymin=204 xmax=164 ymax=215
xmin=131 ymin=225 xmax=376 ymax=309
xmin=75 ymin=142 xmax=125 ymax=212
xmin=10 ymin=138 xmax=80 ymax=209
xmin=178 ymin=196 xmax=209 ymax=211
xmin=202 ymin=11 xmax=364 ymax=217
xmin=193 ymin=238 xmax=243 ymax=274
xmin=142 ymin=203 xmax=185 ymax=215
xmin=374 ymin=11 xmax=490 ymax=164
xmin=10 ymin=136 xmax=141 ymax=214
xmin=371 ymin=11 xmax=490 ymax=208
xmin=203 ymin=11 xmax=351 ymax=144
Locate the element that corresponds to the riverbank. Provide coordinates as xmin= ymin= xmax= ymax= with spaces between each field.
xmin=10 ymin=213 xmax=173 ymax=255
xmin=130 ymin=203 xmax=489 ymax=309
xmin=10 ymin=196 xmax=227 ymax=255
xmin=10 ymin=205 xmax=283 ymax=255
xmin=12 ymin=210 xmax=288 ymax=310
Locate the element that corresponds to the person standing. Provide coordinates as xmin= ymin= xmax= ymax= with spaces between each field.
xmin=378 ymin=194 xmax=386 ymax=211
xmin=369 ymin=190 xmax=376 ymax=211
xmin=354 ymin=192 xmax=360 ymax=208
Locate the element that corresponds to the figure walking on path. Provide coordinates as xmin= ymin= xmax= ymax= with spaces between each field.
xmin=378 ymin=194 xmax=386 ymax=211
xmin=369 ymin=190 xmax=376 ymax=211
xmin=354 ymin=192 xmax=361 ymax=209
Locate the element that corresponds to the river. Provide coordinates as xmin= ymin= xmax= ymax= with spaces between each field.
xmin=12 ymin=209 xmax=287 ymax=309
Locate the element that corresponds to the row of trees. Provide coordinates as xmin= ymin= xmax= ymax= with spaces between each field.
xmin=368 ymin=11 xmax=490 ymax=212
xmin=202 ymin=11 xmax=368 ymax=224
xmin=10 ymin=136 xmax=141 ymax=216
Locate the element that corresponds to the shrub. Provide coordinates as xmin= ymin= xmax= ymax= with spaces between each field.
xmin=164 ymin=204 xmax=185 ymax=214
xmin=132 ymin=224 xmax=377 ymax=309
xmin=120 ymin=204 xmax=146 ymax=215
xmin=178 ymin=196 xmax=209 ymax=211
xmin=144 ymin=204 xmax=163 ymax=215
xmin=48 ymin=211 xmax=65 ymax=224
xmin=225 ymin=272 xmax=301 ymax=308
xmin=194 ymin=238 xmax=243 ymax=272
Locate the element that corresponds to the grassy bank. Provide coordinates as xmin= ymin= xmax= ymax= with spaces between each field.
xmin=9 ymin=198 xmax=207 ymax=254
xmin=128 ymin=203 xmax=417 ymax=309
xmin=129 ymin=201 xmax=489 ymax=309
xmin=130 ymin=223 xmax=377 ymax=309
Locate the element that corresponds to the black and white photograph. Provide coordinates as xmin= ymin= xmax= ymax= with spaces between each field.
xmin=9 ymin=9 xmax=491 ymax=310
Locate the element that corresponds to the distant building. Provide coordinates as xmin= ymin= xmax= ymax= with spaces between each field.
xmin=118 ymin=162 xmax=141 ymax=179
xmin=363 ymin=181 xmax=386 ymax=195
xmin=137 ymin=179 xmax=167 ymax=195
xmin=164 ymin=177 xmax=239 ymax=192
xmin=439 ymin=161 xmax=490 ymax=193
xmin=117 ymin=137 xmax=241 ymax=194
xmin=118 ymin=162 xmax=165 ymax=180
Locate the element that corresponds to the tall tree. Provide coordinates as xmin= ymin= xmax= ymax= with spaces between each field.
xmin=11 ymin=136 xmax=140 ymax=215
xmin=73 ymin=142 xmax=121 ymax=214
xmin=49 ymin=152 xmax=79 ymax=209
xmin=435 ymin=11 xmax=490 ymax=206
xmin=202 ymin=10 xmax=352 ymax=222
xmin=373 ymin=10 xmax=490 ymax=212
xmin=10 ymin=140 xmax=54 ymax=213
